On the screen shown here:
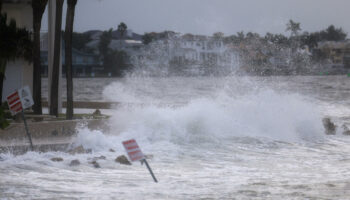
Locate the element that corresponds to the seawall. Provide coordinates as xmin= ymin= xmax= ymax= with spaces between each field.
xmin=0 ymin=119 xmax=108 ymax=154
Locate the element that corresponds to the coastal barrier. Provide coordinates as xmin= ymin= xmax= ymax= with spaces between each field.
xmin=0 ymin=119 xmax=108 ymax=154
xmin=41 ymin=101 xmax=184 ymax=109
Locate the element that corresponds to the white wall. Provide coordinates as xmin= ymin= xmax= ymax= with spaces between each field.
xmin=2 ymin=3 xmax=33 ymax=101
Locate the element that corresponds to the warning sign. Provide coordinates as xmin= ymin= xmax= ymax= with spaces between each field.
xmin=7 ymin=91 xmax=22 ymax=114
xmin=122 ymin=139 xmax=145 ymax=162
xmin=122 ymin=139 xmax=158 ymax=182
xmin=6 ymin=86 xmax=34 ymax=115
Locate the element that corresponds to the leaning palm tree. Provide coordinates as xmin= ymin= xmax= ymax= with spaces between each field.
xmin=65 ymin=0 xmax=77 ymax=119
xmin=32 ymin=0 xmax=48 ymax=115
xmin=50 ymin=0 xmax=64 ymax=117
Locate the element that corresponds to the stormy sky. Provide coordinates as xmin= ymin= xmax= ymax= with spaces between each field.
xmin=42 ymin=0 xmax=350 ymax=36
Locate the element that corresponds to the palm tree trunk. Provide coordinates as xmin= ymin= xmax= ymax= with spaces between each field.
xmin=49 ymin=0 xmax=64 ymax=117
xmin=65 ymin=0 xmax=77 ymax=119
xmin=32 ymin=0 xmax=48 ymax=115
xmin=0 ymin=59 xmax=6 ymax=105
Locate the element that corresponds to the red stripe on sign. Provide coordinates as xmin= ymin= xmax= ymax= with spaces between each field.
xmin=7 ymin=91 xmax=19 ymax=100
xmin=122 ymin=139 xmax=136 ymax=145
xmin=10 ymin=101 xmax=21 ymax=110
xmin=130 ymin=152 xmax=144 ymax=160
xmin=8 ymin=97 xmax=20 ymax=106
xmin=7 ymin=92 xmax=20 ymax=105
xmin=128 ymin=150 xmax=142 ymax=155
xmin=126 ymin=145 xmax=139 ymax=150
xmin=130 ymin=152 xmax=143 ymax=158
xmin=122 ymin=139 xmax=144 ymax=162
xmin=10 ymin=101 xmax=22 ymax=113
xmin=15 ymin=106 xmax=22 ymax=112
xmin=131 ymin=155 xmax=143 ymax=161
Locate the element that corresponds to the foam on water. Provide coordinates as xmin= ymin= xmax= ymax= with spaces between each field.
xmin=106 ymin=89 xmax=324 ymax=146
xmin=66 ymin=80 xmax=327 ymax=162
xmin=2 ymin=76 xmax=350 ymax=199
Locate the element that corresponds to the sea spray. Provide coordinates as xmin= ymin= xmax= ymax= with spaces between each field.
xmin=105 ymin=89 xmax=324 ymax=149
xmin=3 ymin=76 xmax=350 ymax=199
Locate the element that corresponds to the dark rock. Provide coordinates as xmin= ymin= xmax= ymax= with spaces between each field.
xmin=109 ymin=149 xmax=115 ymax=152
xmin=68 ymin=145 xmax=91 ymax=155
xmin=89 ymin=160 xmax=101 ymax=168
xmin=93 ymin=109 xmax=101 ymax=116
xmin=325 ymin=183 xmax=336 ymax=187
xmin=342 ymin=124 xmax=350 ymax=135
xmin=322 ymin=118 xmax=336 ymax=135
xmin=69 ymin=159 xmax=80 ymax=167
xmin=115 ymin=155 xmax=131 ymax=165
xmin=51 ymin=157 xmax=63 ymax=162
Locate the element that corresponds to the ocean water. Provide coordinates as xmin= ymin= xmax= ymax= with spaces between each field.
xmin=2 ymin=75 xmax=350 ymax=199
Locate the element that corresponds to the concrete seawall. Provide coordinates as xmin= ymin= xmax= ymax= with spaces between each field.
xmin=0 ymin=119 xmax=109 ymax=154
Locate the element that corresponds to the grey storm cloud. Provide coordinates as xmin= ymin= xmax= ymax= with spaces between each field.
xmin=43 ymin=0 xmax=350 ymax=36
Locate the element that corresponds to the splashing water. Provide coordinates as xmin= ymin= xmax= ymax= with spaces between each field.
xmin=2 ymin=76 xmax=350 ymax=199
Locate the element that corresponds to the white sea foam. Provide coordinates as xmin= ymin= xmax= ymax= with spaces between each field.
xmin=105 ymin=89 xmax=324 ymax=147
xmin=3 ymin=76 xmax=350 ymax=199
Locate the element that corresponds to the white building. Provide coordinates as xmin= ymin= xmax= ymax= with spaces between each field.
xmin=2 ymin=0 xmax=33 ymax=102
xmin=2 ymin=0 xmax=63 ymax=112
xmin=132 ymin=34 xmax=240 ymax=75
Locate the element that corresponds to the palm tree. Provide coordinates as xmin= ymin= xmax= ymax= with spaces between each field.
xmin=65 ymin=0 xmax=77 ymax=120
xmin=117 ymin=22 xmax=127 ymax=38
xmin=49 ymin=0 xmax=64 ymax=117
xmin=32 ymin=0 xmax=48 ymax=115
xmin=0 ymin=13 xmax=33 ymax=104
xmin=286 ymin=19 xmax=301 ymax=37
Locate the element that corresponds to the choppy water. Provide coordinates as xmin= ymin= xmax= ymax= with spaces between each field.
xmin=2 ymin=75 xmax=350 ymax=199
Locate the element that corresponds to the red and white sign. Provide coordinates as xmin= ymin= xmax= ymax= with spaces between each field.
xmin=6 ymin=86 xmax=34 ymax=115
xmin=7 ymin=91 xmax=23 ymax=114
xmin=122 ymin=139 xmax=145 ymax=162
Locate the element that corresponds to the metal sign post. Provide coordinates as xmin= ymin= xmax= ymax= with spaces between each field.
xmin=142 ymin=158 xmax=158 ymax=183
xmin=122 ymin=139 xmax=158 ymax=183
xmin=21 ymin=110 xmax=33 ymax=151
xmin=7 ymin=86 xmax=35 ymax=151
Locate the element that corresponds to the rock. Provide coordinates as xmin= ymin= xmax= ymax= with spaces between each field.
xmin=93 ymin=109 xmax=101 ymax=116
xmin=89 ymin=160 xmax=101 ymax=168
xmin=325 ymin=183 xmax=336 ymax=187
xmin=68 ymin=145 xmax=91 ymax=155
xmin=0 ymin=156 xmax=4 ymax=161
xmin=115 ymin=155 xmax=131 ymax=165
xmin=109 ymin=149 xmax=115 ymax=152
xmin=322 ymin=117 xmax=336 ymax=135
xmin=69 ymin=159 xmax=80 ymax=167
xmin=342 ymin=124 xmax=350 ymax=136
xmin=51 ymin=157 xmax=63 ymax=162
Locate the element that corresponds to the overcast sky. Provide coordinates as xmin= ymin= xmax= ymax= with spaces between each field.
xmin=42 ymin=0 xmax=350 ymax=36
